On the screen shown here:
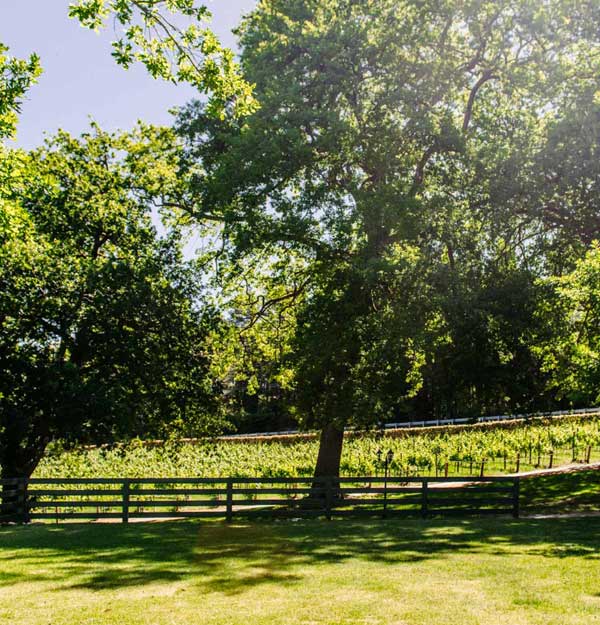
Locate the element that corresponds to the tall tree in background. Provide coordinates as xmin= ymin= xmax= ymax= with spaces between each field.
xmin=212 ymin=252 xmax=305 ymax=432
xmin=0 ymin=123 xmax=223 ymax=481
xmin=535 ymin=243 xmax=600 ymax=407
xmin=176 ymin=0 xmax=600 ymax=478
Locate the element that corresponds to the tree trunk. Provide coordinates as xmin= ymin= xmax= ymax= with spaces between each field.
xmin=309 ymin=423 xmax=345 ymax=503
xmin=306 ymin=423 xmax=344 ymax=506
xmin=0 ymin=451 xmax=30 ymax=524
xmin=313 ymin=423 xmax=345 ymax=478
xmin=0 ymin=415 xmax=48 ymax=524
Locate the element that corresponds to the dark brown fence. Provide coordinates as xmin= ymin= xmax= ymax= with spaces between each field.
xmin=0 ymin=476 xmax=520 ymax=524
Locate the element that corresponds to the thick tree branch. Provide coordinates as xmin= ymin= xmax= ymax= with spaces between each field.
xmin=409 ymin=145 xmax=436 ymax=196
xmin=462 ymin=69 xmax=497 ymax=132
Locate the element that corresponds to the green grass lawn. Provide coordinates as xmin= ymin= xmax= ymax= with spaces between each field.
xmin=1 ymin=517 xmax=599 ymax=625
xmin=521 ymin=468 xmax=600 ymax=514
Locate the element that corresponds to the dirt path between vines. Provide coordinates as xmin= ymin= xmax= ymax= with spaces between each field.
xmin=509 ymin=460 xmax=600 ymax=478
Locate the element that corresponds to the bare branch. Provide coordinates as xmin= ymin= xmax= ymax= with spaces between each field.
xmin=240 ymin=277 xmax=311 ymax=332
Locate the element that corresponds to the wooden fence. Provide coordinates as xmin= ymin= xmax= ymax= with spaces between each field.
xmin=0 ymin=476 xmax=520 ymax=524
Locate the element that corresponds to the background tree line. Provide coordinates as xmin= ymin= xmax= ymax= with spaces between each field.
xmin=2 ymin=0 xmax=600 ymax=480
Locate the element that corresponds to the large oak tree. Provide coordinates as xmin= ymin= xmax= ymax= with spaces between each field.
xmin=176 ymin=0 xmax=600 ymax=478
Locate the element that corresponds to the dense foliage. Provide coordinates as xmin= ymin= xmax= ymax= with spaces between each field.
xmin=3 ymin=1 xmax=600 ymax=481
xmin=0 ymin=43 xmax=41 ymax=140
xmin=0 ymin=122 xmax=223 ymax=478
xmin=174 ymin=0 xmax=600 ymax=475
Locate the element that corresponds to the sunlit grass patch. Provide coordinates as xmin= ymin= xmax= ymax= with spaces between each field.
xmin=1 ymin=517 xmax=599 ymax=625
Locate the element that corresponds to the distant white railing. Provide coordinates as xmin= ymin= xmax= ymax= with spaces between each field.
xmin=220 ymin=406 xmax=600 ymax=440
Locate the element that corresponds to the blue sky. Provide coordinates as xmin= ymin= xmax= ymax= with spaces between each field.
xmin=2 ymin=0 xmax=256 ymax=149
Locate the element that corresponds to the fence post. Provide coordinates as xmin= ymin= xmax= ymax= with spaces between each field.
xmin=421 ymin=480 xmax=428 ymax=519
xmin=226 ymin=478 xmax=233 ymax=523
xmin=548 ymin=451 xmax=554 ymax=469
xmin=18 ymin=478 xmax=27 ymax=523
xmin=512 ymin=477 xmax=520 ymax=519
xmin=515 ymin=453 xmax=520 ymax=474
xmin=325 ymin=477 xmax=333 ymax=521
xmin=121 ymin=479 xmax=130 ymax=524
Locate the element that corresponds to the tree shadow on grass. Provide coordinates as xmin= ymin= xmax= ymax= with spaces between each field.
xmin=0 ymin=516 xmax=599 ymax=595
xmin=521 ymin=469 xmax=600 ymax=513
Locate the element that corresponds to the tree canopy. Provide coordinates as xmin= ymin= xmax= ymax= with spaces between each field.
xmin=174 ymin=0 xmax=600 ymax=476
xmin=0 ymin=122 xmax=223 ymax=478
xmin=3 ymin=1 xmax=600 ymax=482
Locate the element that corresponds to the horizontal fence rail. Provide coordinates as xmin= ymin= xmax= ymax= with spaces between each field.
xmin=0 ymin=476 xmax=520 ymax=524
